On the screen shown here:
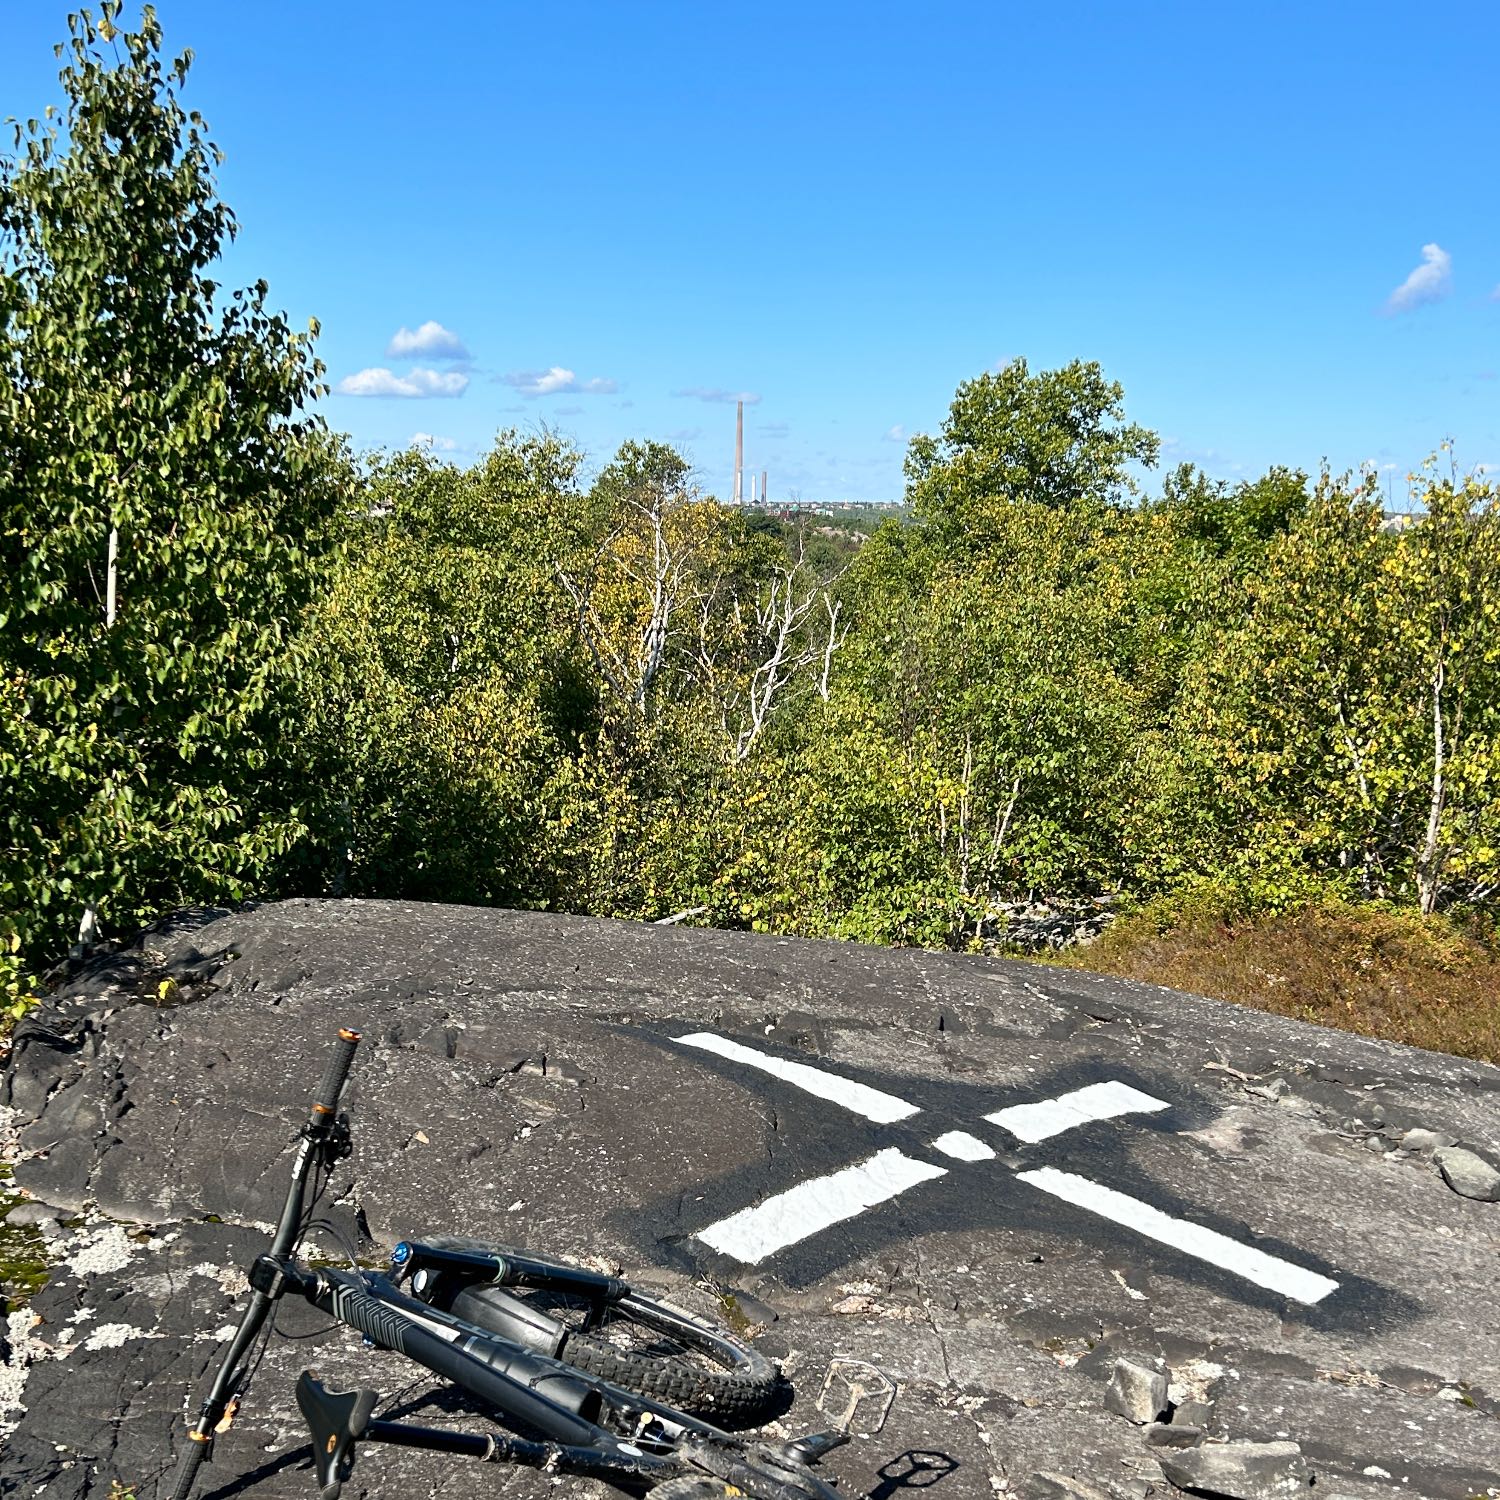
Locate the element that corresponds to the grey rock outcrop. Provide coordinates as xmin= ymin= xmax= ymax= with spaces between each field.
xmin=1156 ymin=1440 xmax=1312 ymax=1499
xmin=1432 ymin=1144 xmax=1500 ymax=1201
xmin=1105 ymin=1358 xmax=1170 ymax=1424
xmin=3 ymin=898 xmax=1499 ymax=1500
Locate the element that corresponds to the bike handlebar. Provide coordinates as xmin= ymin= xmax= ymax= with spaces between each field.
xmin=310 ymin=1027 xmax=361 ymax=1124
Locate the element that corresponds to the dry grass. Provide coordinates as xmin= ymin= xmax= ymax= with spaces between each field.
xmin=1058 ymin=901 xmax=1500 ymax=1065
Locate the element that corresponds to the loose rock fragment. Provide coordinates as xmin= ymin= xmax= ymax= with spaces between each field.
xmin=1023 ymin=1474 xmax=1116 ymax=1500
xmin=1398 ymin=1127 xmax=1451 ymax=1155
xmin=1146 ymin=1421 xmax=1204 ymax=1448
xmin=1106 ymin=1357 xmax=1170 ymax=1424
xmin=1432 ymin=1145 xmax=1500 ymax=1201
xmin=1173 ymin=1399 xmax=1216 ymax=1428
xmin=2 ymin=1202 xmax=63 ymax=1228
xmin=1157 ymin=1440 xmax=1312 ymax=1499
xmin=1246 ymin=1076 xmax=1289 ymax=1101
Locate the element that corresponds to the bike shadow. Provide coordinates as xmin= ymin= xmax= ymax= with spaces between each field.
xmin=864 ymin=1449 xmax=960 ymax=1498
xmin=194 ymin=1445 xmax=312 ymax=1500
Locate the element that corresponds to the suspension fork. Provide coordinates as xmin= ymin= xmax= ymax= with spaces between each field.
xmin=177 ymin=1030 xmax=360 ymax=1451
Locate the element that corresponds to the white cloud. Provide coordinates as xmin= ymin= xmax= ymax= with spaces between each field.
xmin=673 ymin=387 xmax=761 ymax=405
xmin=502 ymin=367 xmax=617 ymax=397
xmin=532 ymin=367 xmax=576 ymax=395
xmin=1385 ymin=243 xmax=1452 ymax=313
xmin=884 ymin=424 xmax=907 ymax=443
xmin=386 ymin=321 xmax=470 ymax=361
xmin=410 ymin=432 xmax=458 ymax=451
xmin=336 ymin=366 xmax=469 ymax=398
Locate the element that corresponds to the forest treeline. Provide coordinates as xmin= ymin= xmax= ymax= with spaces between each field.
xmin=4 ymin=10 xmax=1499 ymax=1025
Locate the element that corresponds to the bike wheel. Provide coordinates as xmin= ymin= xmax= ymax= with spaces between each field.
xmin=166 ymin=1438 xmax=209 ymax=1500
xmin=419 ymin=1237 xmax=780 ymax=1424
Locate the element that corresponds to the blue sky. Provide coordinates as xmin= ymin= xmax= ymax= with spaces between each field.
xmin=3 ymin=2 xmax=1497 ymax=503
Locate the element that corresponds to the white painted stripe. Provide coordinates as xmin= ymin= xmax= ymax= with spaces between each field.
xmin=986 ymin=1080 xmax=1170 ymax=1142
xmin=673 ymin=1032 xmax=920 ymax=1124
xmin=1018 ymin=1168 xmax=1339 ymax=1304
xmin=932 ymin=1130 xmax=996 ymax=1162
xmin=696 ymin=1149 xmax=947 ymax=1263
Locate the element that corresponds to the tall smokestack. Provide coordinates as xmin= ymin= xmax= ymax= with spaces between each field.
xmin=761 ymin=469 xmax=768 ymax=508
xmin=734 ymin=400 xmax=744 ymax=506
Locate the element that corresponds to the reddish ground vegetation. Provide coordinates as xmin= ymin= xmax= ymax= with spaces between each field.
xmin=1061 ymin=902 xmax=1500 ymax=1066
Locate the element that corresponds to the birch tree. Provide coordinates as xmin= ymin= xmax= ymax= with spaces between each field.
xmin=0 ymin=4 xmax=343 ymax=991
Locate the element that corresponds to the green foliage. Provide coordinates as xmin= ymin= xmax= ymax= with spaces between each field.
xmin=3 ymin=8 xmax=1497 ymax=1010
xmin=0 ymin=1166 xmax=53 ymax=1304
xmin=0 ymin=4 xmax=345 ymax=985
xmin=294 ymin=433 xmax=587 ymax=906
xmin=1181 ymin=463 xmax=1500 ymax=915
xmin=904 ymin=357 xmax=1159 ymax=541
xmin=1152 ymin=462 xmax=1310 ymax=558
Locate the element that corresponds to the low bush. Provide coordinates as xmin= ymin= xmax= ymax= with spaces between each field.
xmin=1060 ymin=891 xmax=1499 ymax=1064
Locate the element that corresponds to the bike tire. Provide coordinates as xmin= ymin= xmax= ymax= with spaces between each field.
xmin=419 ymin=1237 xmax=780 ymax=1424
xmin=166 ymin=1438 xmax=208 ymax=1500
xmin=647 ymin=1479 xmax=741 ymax=1498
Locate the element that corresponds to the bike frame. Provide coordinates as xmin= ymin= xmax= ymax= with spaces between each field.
xmin=171 ymin=1030 xmax=843 ymax=1500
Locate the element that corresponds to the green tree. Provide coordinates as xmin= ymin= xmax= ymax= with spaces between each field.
xmin=297 ymin=433 xmax=589 ymax=904
xmin=904 ymin=357 xmax=1159 ymax=541
xmin=841 ymin=499 xmax=1150 ymax=909
xmin=1182 ymin=465 xmax=1500 ymax=914
xmin=1152 ymin=462 xmax=1309 ymax=559
xmin=0 ymin=3 xmax=344 ymax=995
xmin=1381 ymin=469 xmax=1500 ymax=912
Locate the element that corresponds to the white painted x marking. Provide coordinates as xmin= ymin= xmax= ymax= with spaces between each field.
xmin=672 ymin=1032 xmax=1339 ymax=1304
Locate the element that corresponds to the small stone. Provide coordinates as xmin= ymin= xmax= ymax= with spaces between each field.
xmin=1399 ymin=1127 xmax=1451 ymax=1155
xmin=830 ymin=1293 xmax=878 ymax=1316
xmin=725 ymin=1289 xmax=779 ymax=1327
xmin=1432 ymin=1146 xmax=1500 ymax=1201
xmin=1106 ymin=1357 xmax=1170 ymax=1424
xmin=1022 ymin=1474 xmax=1115 ymax=1500
xmin=1363 ymin=1134 xmax=1393 ymax=1153
xmin=1174 ymin=1399 xmax=1215 ymax=1428
xmin=1247 ymin=1076 xmax=1289 ymax=1101
xmin=1157 ymin=1440 xmax=1312 ymax=1500
xmin=2 ymin=1201 xmax=63 ymax=1228
xmin=1146 ymin=1421 xmax=1204 ymax=1448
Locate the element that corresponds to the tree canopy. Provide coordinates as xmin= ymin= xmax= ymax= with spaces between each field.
xmin=0 ymin=3 xmax=344 ymax=1005
xmin=4 ymin=8 xmax=1497 ymax=1024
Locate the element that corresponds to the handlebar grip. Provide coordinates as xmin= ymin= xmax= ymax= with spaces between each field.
xmin=310 ymin=1028 xmax=361 ymax=1120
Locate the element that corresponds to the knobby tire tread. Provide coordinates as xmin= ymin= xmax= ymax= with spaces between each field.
xmin=420 ymin=1236 xmax=778 ymax=1422
xmin=561 ymin=1312 xmax=776 ymax=1424
xmin=167 ymin=1441 xmax=207 ymax=1500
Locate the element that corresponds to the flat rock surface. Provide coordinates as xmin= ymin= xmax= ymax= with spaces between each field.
xmin=2 ymin=898 xmax=1498 ymax=1500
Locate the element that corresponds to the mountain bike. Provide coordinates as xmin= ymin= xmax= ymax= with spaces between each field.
xmin=165 ymin=1028 xmax=847 ymax=1500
